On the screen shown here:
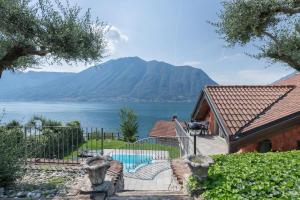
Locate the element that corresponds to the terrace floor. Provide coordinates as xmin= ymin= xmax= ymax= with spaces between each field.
xmin=196 ymin=135 xmax=228 ymax=155
xmin=123 ymin=160 xmax=180 ymax=191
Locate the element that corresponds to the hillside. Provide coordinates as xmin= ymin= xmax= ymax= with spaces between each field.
xmin=0 ymin=57 xmax=217 ymax=102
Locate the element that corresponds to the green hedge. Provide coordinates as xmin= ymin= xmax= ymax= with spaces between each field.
xmin=200 ymin=151 xmax=300 ymax=200
xmin=27 ymin=121 xmax=84 ymax=159
xmin=0 ymin=127 xmax=25 ymax=186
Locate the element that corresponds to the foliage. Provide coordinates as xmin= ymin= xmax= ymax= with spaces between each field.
xmin=214 ymin=0 xmax=300 ymax=71
xmin=88 ymin=131 xmax=117 ymax=140
xmin=0 ymin=125 xmax=25 ymax=186
xmin=26 ymin=116 xmax=84 ymax=159
xmin=0 ymin=0 xmax=107 ymax=77
xmin=187 ymin=176 xmax=202 ymax=197
xmin=119 ymin=107 xmax=138 ymax=142
xmin=198 ymin=151 xmax=300 ymax=200
xmin=6 ymin=120 xmax=22 ymax=128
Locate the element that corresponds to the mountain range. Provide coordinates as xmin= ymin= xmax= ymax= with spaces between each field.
xmin=0 ymin=57 xmax=217 ymax=102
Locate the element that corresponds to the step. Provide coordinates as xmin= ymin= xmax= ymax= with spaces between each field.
xmin=108 ymin=190 xmax=191 ymax=200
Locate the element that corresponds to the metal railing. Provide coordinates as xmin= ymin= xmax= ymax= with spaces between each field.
xmin=108 ymin=136 xmax=190 ymax=173
xmin=174 ymin=119 xmax=199 ymax=156
xmin=0 ymin=126 xmax=122 ymax=166
xmin=1 ymin=125 xmax=193 ymax=173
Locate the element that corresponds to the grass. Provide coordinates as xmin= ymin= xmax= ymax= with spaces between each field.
xmin=192 ymin=151 xmax=300 ymax=200
xmin=64 ymin=139 xmax=180 ymax=160
xmin=47 ymin=177 xmax=66 ymax=187
xmin=81 ymin=139 xmax=126 ymax=149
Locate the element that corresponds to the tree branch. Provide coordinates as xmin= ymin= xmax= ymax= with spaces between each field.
xmin=262 ymin=31 xmax=279 ymax=44
xmin=0 ymin=45 xmax=48 ymax=77
xmin=262 ymin=30 xmax=284 ymax=57
xmin=262 ymin=31 xmax=300 ymax=70
xmin=273 ymin=6 xmax=300 ymax=15
xmin=270 ymin=52 xmax=300 ymax=70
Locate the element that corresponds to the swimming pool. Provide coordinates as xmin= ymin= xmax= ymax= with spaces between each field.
xmin=111 ymin=154 xmax=153 ymax=172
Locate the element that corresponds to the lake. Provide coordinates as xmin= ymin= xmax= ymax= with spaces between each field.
xmin=0 ymin=101 xmax=195 ymax=138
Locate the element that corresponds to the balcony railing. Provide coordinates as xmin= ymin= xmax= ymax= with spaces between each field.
xmin=174 ymin=119 xmax=201 ymax=156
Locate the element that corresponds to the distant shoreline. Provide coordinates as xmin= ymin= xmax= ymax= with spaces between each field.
xmin=0 ymin=99 xmax=197 ymax=103
xmin=0 ymin=101 xmax=195 ymax=138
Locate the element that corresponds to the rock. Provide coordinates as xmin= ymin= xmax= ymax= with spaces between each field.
xmin=27 ymin=192 xmax=42 ymax=199
xmin=7 ymin=190 xmax=16 ymax=198
xmin=43 ymin=189 xmax=56 ymax=196
xmin=8 ymin=190 xmax=14 ymax=195
xmin=27 ymin=192 xmax=33 ymax=198
xmin=33 ymin=193 xmax=41 ymax=199
xmin=16 ymin=191 xmax=27 ymax=198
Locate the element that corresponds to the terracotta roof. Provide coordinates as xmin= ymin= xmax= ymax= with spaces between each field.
xmin=149 ymin=120 xmax=179 ymax=137
xmin=242 ymin=73 xmax=300 ymax=132
xmin=206 ymin=85 xmax=296 ymax=135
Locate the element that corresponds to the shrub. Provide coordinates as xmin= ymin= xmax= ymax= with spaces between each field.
xmin=199 ymin=151 xmax=300 ymax=200
xmin=187 ymin=175 xmax=202 ymax=197
xmin=0 ymin=126 xmax=25 ymax=186
xmin=27 ymin=117 xmax=84 ymax=159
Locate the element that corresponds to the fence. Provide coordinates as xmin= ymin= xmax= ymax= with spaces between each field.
xmin=1 ymin=125 xmax=192 ymax=172
xmin=0 ymin=126 xmax=122 ymax=166
xmin=108 ymin=136 xmax=190 ymax=172
xmin=174 ymin=119 xmax=200 ymax=156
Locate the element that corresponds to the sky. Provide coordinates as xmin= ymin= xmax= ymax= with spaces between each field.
xmin=34 ymin=0 xmax=295 ymax=85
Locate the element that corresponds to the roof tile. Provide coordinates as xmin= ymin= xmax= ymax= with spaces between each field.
xmin=206 ymin=84 xmax=295 ymax=135
xmin=148 ymin=120 xmax=183 ymax=137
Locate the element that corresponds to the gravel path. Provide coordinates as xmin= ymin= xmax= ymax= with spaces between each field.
xmin=0 ymin=168 xmax=84 ymax=199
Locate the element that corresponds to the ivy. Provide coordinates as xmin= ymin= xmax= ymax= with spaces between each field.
xmin=197 ymin=151 xmax=300 ymax=200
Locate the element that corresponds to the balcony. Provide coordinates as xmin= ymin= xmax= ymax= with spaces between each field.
xmin=174 ymin=119 xmax=228 ymax=156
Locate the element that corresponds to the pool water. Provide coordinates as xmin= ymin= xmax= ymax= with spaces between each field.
xmin=111 ymin=154 xmax=153 ymax=172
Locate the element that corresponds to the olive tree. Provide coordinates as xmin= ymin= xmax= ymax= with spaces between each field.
xmin=213 ymin=0 xmax=300 ymax=71
xmin=0 ymin=0 xmax=107 ymax=77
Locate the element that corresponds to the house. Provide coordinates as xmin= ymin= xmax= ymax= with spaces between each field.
xmin=149 ymin=120 xmax=178 ymax=138
xmin=187 ymin=73 xmax=300 ymax=153
xmin=148 ymin=118 xmax=186 ymax=147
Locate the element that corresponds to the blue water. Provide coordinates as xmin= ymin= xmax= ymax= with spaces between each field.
xmin=112 ymin=154 xmax=152 ymax=172
xmin=0 ymin=101 xmax=194 ymax=138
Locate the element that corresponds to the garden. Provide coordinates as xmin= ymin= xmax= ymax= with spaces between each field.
xmin=188 ymin=151 xmax=300 ymax=200
xmin=0 ymin=111 xmax=181 ymax=198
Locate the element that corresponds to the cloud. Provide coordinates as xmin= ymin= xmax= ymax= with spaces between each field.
xmin=107 ymin=26 xmax=129 ymax=43
xmin=182 ymin=60 xmax=202 ymax=67
xmin=218 ymin=53 xmax=244 ymax=61
xmin=105 ymin=26 xmax=129 ymax=54
xmin=236 ymin=69 xmax=289 ymax=85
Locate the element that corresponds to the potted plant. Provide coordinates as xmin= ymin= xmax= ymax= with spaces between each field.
xmin=83 ymin=156 xmax=111 ymax=185
xmin=185 ymin=155 xmax=214 ymax=180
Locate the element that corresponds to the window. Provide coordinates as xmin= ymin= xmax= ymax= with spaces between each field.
xmin=297 ymin=141 xmax=300 ymax=150
xmin=257 ymin=139 xmax=272 ymax=153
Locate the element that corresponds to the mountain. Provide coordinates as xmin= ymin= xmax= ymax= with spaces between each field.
xmin=0 ymin=57 xmax=217 ymax=102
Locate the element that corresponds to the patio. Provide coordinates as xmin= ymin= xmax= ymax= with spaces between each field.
xmin=195 ymin=135 xmax=228 ymax=155
xmin=175 ymin=120 xmax=228 ymax=156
